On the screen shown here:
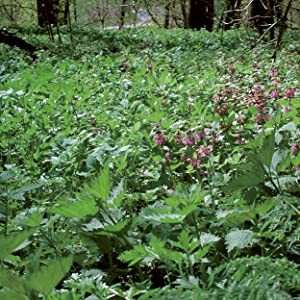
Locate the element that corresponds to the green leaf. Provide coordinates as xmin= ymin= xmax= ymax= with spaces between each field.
xmin=257 ymin=133 xmax=275 ymax=167
xmin=140 ymin=205 xmax=196 ymax=224
xmin=108 ymin=179 xmax=124 ymax=208
xmin=225 ymin=230 xmax=256 ymax=252
xmin=85 ymin=164 xmax=112 ymax=201
xmin=224 ymin=169 xmax=264 ymax=192
xmin=0 ymin=270 xmax=25 ymax=294
xmin=0 ymin=290 xmax=25 ymax=300
xmin=118 ymin=244 xmax=149 ymax=266
xmin=200 ymin=233 xmax=220 ymax=246
xmin=8 ymin=183 xmax=43 ymax=201
xmin=271 ymin=149 xmax=289 ymax=172
xmin=51 ymin=196 xmax=98 ymax=218
xmin=27 ymin=256 xmax=73 ymax=295
xmin=0 ymin=230 xmax=34 ymax=259
xmin=104 ymin=219 xmax=130 ymax=233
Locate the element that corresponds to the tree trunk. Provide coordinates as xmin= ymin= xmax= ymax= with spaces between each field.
xmin=37 ymin=0 xmax=60 ymax=27
xmin=189 ymin=0 xmax=214 ymax=31
xmin=251 ymin=0 xmax=282 ymax=39
xmin=119 ymin=0 xmax=127 ymax=29
xmin=164 ymin=2 xmax=171 ymax=28
xmin=224 ymin=0 xmax=242 ymax=30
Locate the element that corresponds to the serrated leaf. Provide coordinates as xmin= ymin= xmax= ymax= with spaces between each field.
xmin=200 ymin=233 xmax=220 ymax=246
xmin=225 ymin=230 xmax=255 ymax=252
xmin=8 ymin=183 xmax=43 ymax=201
xmin=51 ymin=196 xmax=98 ymax=218
xmin=271 ymin=149 xmax=289 ymax=172
xmin=257 ymin=133 xmax=275 ymax=167
xmin=140 ymin=205 xmax=196 ymax=224
xmin=118 ymin=244 xmax=149 ymax=266
xmin=85 ymin=164 xmax=112 ymax=201
xmin=278 ymin=122 xmax=297 ymax=133
xmin=0 ymin=230 xmax=34 ymax=259
xmin=104 ymin=219 xmax=130 ymax=233
xmin=108 ymin=179 xmax=124 ymax=208
xmin=224 ymin=170 xmax=264 ymax=192
xmin=27 ymin=256 xmax=73 ymax=295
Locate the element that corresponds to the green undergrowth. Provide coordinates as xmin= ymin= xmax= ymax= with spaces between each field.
xmin=0 ymin=28 xmax=299 ymax=299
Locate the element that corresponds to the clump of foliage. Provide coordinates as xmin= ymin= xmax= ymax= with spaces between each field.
xmin=0 ymin=28 xmax=299 ymax=299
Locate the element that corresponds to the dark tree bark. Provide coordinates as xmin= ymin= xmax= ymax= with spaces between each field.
xmin=164 ymin=1 xmax=171 ymax=28
xmin=37 ymin=0 xmax=60 ymax=27
xmin=224 ymin=0 xmax=242 ymax=30
xmin=189 ymin=0 xmax=214 ymax=31
xmin=251 ymin=0 xmax=282 ymax=39
xmin=119 ymin=0 xmax=127 ymax=29
xmin=0 ymin=29 xmax=38 ymax=58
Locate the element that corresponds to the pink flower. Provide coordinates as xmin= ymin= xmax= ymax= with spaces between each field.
xmin=164 ymin=153 xmax=171 ymax=165
xmin=269 ymin=69 xmax=278 ymax=78
xmin=153 ymin=133 xmax=167 ymax=145
xmin=174 ymin=132 xmax=182 ymax=144
xmin=285 ymin=88 xmax=295 ymax=98
xmin=214 ymin=133 xmax=223 ymax=143
xmin=204 ymin=128 xmax=211 ymax=136
xmin=291 ymin=144 xmax=299 ymax=156
xmin=270 ymin=89 xmax=279 ymax=98
xmin=187 ymin=157 xmax=201 ymax=167
xmin=255 ymin=112 xmax=270 ymax=124
xmin=197 ymin=145 xmax=213 ymax=157
xmin=122 ymin=61 xmax=131 ymax=68
xmin=295 ymin=166 xmax=300 ymax=172
xmin=194 ymin=131 xmax=205 ymax=140
xmin=227 ymin=67 xmax=236 ymax=74
xmin=214 ymin=105 xmax=228 ymax=115
xmin=183 ymin=137 xmax=195 ymax=146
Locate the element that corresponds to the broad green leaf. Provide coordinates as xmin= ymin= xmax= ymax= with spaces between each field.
xmin=27 ymin=256 xmax=73 ymax=295
xmin=0 ymin=230 xmax=34 ymax=259
xmin=85 ymin=164 xmax=112 ymax=201
xmin=225 ymin=230 xmax=256 ymax=252
xmin=147 ymin=111 xmax=164 ymax=122
xmin=257 ymin=133 xmax=275 ymax=167
xmin=224 ymin=170 xmax=264 ymax=192
xmin=104 ymin=219 xmax=130 ymax=233
xmin=51 ymin=196 xmax=98 ymax=218
xmin=271 ymin=149 xmax=289 ymax=172
xmin=0 ymin=170 xmax=15 ymax=184
xmin=0 ymin=270 xmax=25 ymax=294
xmin=255 ymin=198 xmax=277 ymax=216
xmin=8 ymin=183 xmax=43 ymax=201
xmin=278 ymin=122 xmax=297 ymax=133
xmin=0 ymin=290 xmax=25 ymax=300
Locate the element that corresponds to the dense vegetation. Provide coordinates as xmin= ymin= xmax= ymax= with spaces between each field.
xmin=0 ymin=28 xmax=300 ymax=299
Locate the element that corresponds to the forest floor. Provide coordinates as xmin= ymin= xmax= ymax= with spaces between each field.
xmin=0 ymin=27 xmax=300 ymax=299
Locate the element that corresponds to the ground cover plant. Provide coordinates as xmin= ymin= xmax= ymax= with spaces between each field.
xmin=0 ymin=28 xmax=300 ymax=299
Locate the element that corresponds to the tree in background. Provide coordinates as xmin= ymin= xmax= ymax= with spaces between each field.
xmin=250 ymin=0 xmax=283 ymax=39
xmin=37 ymin=0 xmax=60 ymax=26
xmin=189 ymin=0 xmax=214 ymax=31
xmin=223 ymin=0 xmax=241 ymax=30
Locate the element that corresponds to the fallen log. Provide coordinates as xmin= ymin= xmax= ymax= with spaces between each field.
xmin=0 ymin=29 xmax=38 ymax=58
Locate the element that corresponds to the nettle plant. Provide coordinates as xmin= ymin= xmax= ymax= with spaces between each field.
xmin=150 ymin=67 xmax=299 ymax=194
